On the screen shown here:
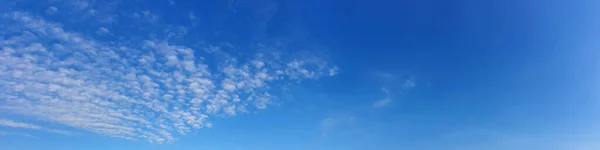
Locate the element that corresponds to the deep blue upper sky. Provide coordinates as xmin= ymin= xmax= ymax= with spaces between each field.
xmin=0 ymin=0 xmax=599 ymax=150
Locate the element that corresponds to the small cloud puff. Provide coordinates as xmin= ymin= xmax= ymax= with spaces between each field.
xmin=45 ymin=7 xmax=58 ymax=14
xmin=96 ymin=27 xmax=110 ymax=35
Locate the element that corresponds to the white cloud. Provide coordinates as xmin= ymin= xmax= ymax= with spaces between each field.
xmin=381 ymin=87 xmax=390 ymax=94
xmin=45 ymin=7 xmax=58 ymax=14
xmin=375 ymin=71 xmax=395 ymax=81
xmin=73 ymin=1 xmax=89 ymax=10
xmin=252 ymin=60 xmax=265 ymax=68
xmin=188 ymin=11 xmax=196 ymax=21
xmin=0 ymin=119 xmax=73 ymax=135
xmin=96 ymin=27 xmax=110 ymax=35
xmin=0 ymin=119 xmax=42 ymax=129
xmin=372 ymin=73 xmax=417 ymax=108
xmin=46 ymin=129 xmax=75 ymax=135
xmin=329 ymin=66 xmax=339 ymax=76
xmin=373 ymin=86 xmax=393 ymax=108
xmin=403 ymin=79 xmax=416 ymax=89
xmin=0 ymin=12 xmax=337 ymax=143
xmin=141 ymin=10 xmax=159 ymax=22
xmin=372 ymin=98 xmax=392 ymax=107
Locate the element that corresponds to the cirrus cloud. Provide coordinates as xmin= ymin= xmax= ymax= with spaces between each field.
xmin=0 ymin=119 xmax=73 ymax=135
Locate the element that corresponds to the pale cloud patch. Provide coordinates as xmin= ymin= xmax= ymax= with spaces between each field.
xmin=188 ymin=11 xmax=196 ymax=21
xmin=372 ymin=98 xmax=392 ymax=107
xmin=46 ymin=129 xmax=75 ymax=135
xmin=45 ymin=7 xmax=58 ymax=14
xmin=372 ymin=72 xmax=417 ymax=108
xmin=7 ymin=133 xmax=40 ymax=139
xmin=141 ymin=10 xmax=159 ymax=22
xmin=319 ymin=116 xmax=356 ymax=137
xmin=0 ymin=119 xmax=42 ymax=129
xmin=0 ymin=130 xmax=39 ymax=138
xmin=402 ymin=78 xmax=416 ymax=89
xmin=373 ymin=86 xmax=394 ymax=108
xmin=0 ymin=119 xmax=73 ymax=135
xmin=375 ymin=71 xmax=395 ymax=81
xmin=96 ymin=27 xmax=110 ymax=35
xmin=329 ymin=66 xmax=339 ymax=76
xmin=73 ymin=0 xmax=89 ymax=10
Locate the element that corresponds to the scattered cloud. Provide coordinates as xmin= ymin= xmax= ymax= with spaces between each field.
xmin=0 ymin=11 xmax=337 ymax=143
xmin=372 ymin=72 xmax=417 ymax=108
xmin=373 ymin=87 xmax=393 ymax=107
xmin=45 ymin=7 xmax=58 ymax=14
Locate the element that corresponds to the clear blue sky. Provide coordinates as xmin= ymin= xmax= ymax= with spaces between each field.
xmin=0 ymin=0 xmax=599 ymax=150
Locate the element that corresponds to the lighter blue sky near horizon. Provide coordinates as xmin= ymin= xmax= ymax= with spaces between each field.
xmin=0 ymin=0 xmax=599 ymax=150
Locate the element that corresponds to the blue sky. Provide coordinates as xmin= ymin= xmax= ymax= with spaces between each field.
xmin=0 ymin=0 xmax=599 ymax=150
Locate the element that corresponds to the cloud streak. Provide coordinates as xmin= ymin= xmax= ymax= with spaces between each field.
xmin=372 ymin=98 xmax=392 ymax=107
xmin=0 ymin=119 xmax=42 ymax=129
xmin=0 ymin=11 xmax=337 ymax=143
xmin=0 ymin=119 xmax=73 ymax=135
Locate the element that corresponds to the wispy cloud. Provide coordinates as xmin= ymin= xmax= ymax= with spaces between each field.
xmin=372 ymin=98 xmax=393 ymax=107
xmin=372 ymin=72 xmax=417 ymax=108
xmin=0 ymin=119 xmax=42 ymax=129
xmin=0 ymin=119 xmax=73 ymax=135
xmin=0 ymin=11 xmax=337 ymax=143
xmin=1 ymin=132 xmax=40 ymax=139
xmin=402 ymin=78 xmax=416 ymax=89
xmin=15 ymin=133 xmax=40 ymax=138
xmin=319 ymin=116 xmax=355 ymax=137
